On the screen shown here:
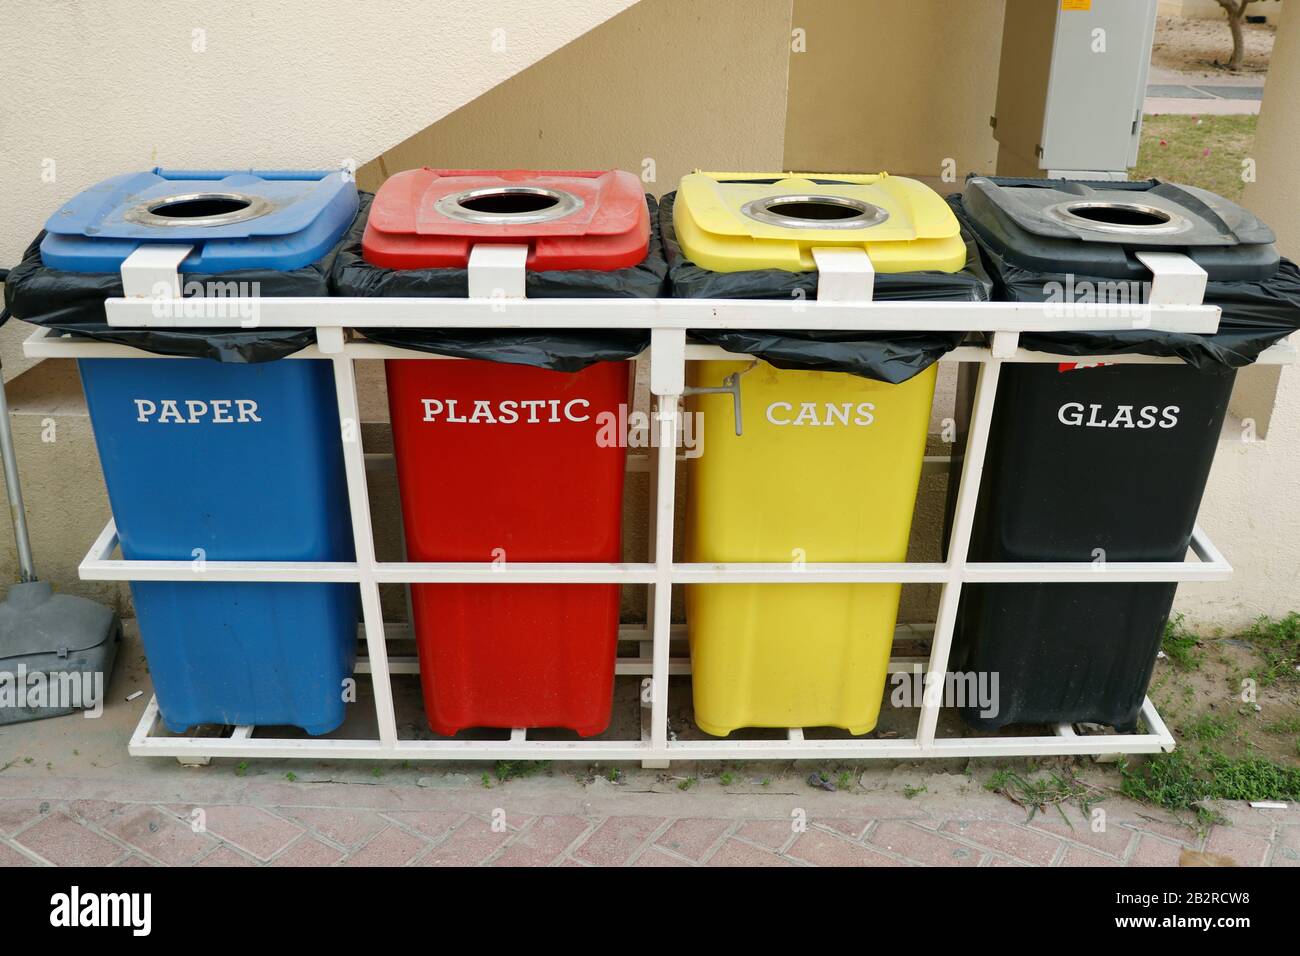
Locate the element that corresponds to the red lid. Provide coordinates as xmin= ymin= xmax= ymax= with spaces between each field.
xmin=362 ymin=168 xmax=650 ymax=271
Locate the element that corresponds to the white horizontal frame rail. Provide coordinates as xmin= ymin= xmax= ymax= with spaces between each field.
xmin=100 ymin=294 xmax=1223 ymax=334
xmin=80 ymin=529 xmax=1231 ymax=586
xmin=27 ymin=326 xmax=1297 ymax=367
xmin=39 ymin=246 xmax=1273 ymax=762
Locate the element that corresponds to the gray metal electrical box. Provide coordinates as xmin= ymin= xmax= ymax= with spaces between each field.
xmin=992 ymin=0 xmax=1158 ymax=179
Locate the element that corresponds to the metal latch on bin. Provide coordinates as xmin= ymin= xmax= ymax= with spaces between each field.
xmin=683 ymin=361 xmax=756 ymax=436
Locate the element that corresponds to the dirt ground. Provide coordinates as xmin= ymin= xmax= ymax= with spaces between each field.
xmin=1151 ymin=13 xmax=1276 ymax=77
xmin=1150 ymin=620 xmax=1300 ymax=769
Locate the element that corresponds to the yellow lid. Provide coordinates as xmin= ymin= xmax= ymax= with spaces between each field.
xmin=674 ymin=171 xmax=967 ymax=274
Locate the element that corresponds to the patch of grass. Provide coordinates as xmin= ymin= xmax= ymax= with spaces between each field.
xmin=284 ymin=771 xmax=297 ymax=783
xmin=1121 ymin=748 xmax=1300 ymax=828
xmin=1161 ymin=613 xmax=1204 ymax=671
xmin=1133 ymin=114 xmax=1258 ymax=202
xmin=677 ymin=777 xmax=696 ymax=792
xmin=1263 ymin=716 xmax=1300 ymax=735
xmin=986 ymin=768 xmax=1102 ymax=824
xmin=1183 ymin=712 xmax=1232 ymax=742
xmin=902 ymin=784 xmax=926 ymax=800
xmin=836 ymin=772 xmax=853 ymax=791
xmin=493 ymin=760 xmax=549 ymax=783
xmin=719 ymin=771 xmax=734 ymax=787
xmin=1242 ymin=613 xmax=1300 ymax=687
xmin=233 ymin=761 xmax=248 ymax=777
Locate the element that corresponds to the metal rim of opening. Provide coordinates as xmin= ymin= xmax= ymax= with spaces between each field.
xmin=122 ymin=192 xmax=275 ymax=228
xmin=740 ymin=194 xmax=889 ymax=230
xmin=1046 ymin=200 xmax=1193 ymax=237
xmin=434 ymin=186 xmax=583 ymax=225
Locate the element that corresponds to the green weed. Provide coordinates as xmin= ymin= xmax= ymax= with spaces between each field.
xmin=494 ymin=760 xmax=549 ymax=783
xmin=1183 ymin=712 xmax=1232 ymax=742
xmin=1242 ymin=613 xmax=1300 ymax=687
xmin=1161 ymin=614 xmax=1203 ymax=671
xmin=986 ymin=768 xmax=1102 ymax=824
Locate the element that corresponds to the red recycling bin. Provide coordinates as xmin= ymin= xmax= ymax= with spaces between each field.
xmin=363 ymin=168 xmax=649 ymax=736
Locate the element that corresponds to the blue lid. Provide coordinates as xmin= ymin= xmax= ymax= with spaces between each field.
xmin=40 ymin=168 xmax=359 ymax=274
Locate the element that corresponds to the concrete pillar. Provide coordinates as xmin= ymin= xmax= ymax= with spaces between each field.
xmin=1242 ymin=6 xmax=1300 ymax=254
xmin=1175 ymin=2 xmax=1300 ymax=628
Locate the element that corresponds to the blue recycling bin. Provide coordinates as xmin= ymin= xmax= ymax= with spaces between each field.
xmin=41 ymin=169 xmax=360 ymax=734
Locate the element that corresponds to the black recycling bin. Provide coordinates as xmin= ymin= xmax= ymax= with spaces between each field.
xmin=948 ymin=176 xmax=1300 ymax=731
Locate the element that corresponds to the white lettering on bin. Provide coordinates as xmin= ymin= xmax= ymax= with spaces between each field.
xmin=419 ymin=397 xmax=594 ymax=424
xmin=133 ymin=398 xmax=261 ymax=424
xmin=1057 ymin=402 xmax=1179 ymax=429
xmin=765 ymin=401 xmax=876 ymax=427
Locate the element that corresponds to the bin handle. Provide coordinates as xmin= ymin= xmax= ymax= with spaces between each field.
xmin=683 ymin=361 xmax=757 ymax=436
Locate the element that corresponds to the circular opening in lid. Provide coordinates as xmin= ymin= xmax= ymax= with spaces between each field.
xmin=764 ymin=200 xmax=863 ymax=221
xmin=123 ymin=192 xmax=274 ymax=228
xmin=1063 ymin=202 xmax=1172 ymax=227
xmin=149 ymin=196 xmax=252 ymax=219
xmin=458 ymin=191 xmax=560 ymax=215
xmin=1046 ymin=200 xmax=1192 ymax=236
xmin=740 ymin=194 xmax=889 ymax=230
xmin=435 ymin=186 xmax=583 ymax=225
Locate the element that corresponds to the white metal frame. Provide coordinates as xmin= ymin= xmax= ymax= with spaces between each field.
xmin=25 ymin=243 xmax=1295 ymax=765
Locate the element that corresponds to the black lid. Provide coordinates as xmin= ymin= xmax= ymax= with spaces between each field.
xmin=961 ymin=175 xmax=1279 ymax=281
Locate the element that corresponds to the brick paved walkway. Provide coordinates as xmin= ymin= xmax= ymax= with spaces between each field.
xmin=0 ymin=771 xmax=1295 ymax=867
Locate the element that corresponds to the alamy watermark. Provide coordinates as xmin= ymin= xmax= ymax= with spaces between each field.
xmin=149 ymin=279 xmax=262 ymax=327
xmin=0 ymin=665 xmax=104 ymax=718
xmin=889 ymin=665 xmax=1000 ymax=720
xmin=1044 ymin=274 xmax=1153 ymax=326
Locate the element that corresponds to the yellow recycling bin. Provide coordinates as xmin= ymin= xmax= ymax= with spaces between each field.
xmin=678 ymin=172 xmax=966 ymax=736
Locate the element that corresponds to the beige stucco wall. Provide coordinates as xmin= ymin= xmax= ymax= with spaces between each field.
xmin=1173 ymin=0 xmax=1300 ymax=629
xmin=782 ymin=0 xmax=1005 ymax=178
xmin=0 ymin=0 xmax=637 ymax=268
xmin=356 ymin=0 xmax=794 ymax=195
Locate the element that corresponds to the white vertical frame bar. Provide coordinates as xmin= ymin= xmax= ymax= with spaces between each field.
xmin=323 ymin=329 xmax=399 ymax=748
xmin=649 ymin=329 xmax=686 ymax=758
xmin=916 ymin=333 xmax=1011 ymax=747
xmin=650 ymin=396 xmax=678 ymax=755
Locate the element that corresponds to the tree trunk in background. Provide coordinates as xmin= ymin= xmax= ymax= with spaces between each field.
xmin=1215 ymin=0 xmax=1253 ymax=72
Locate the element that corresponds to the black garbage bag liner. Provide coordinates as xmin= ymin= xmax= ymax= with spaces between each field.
xmin=2 ymin=218 xmax=355 ymax=363
xmin=658 ymin=190 xmax=993 ymax=385
xmin=331 ymin=193 xmax=668 ymax=372
xmin=949 ymin=194 xmax=1300 ymax=372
